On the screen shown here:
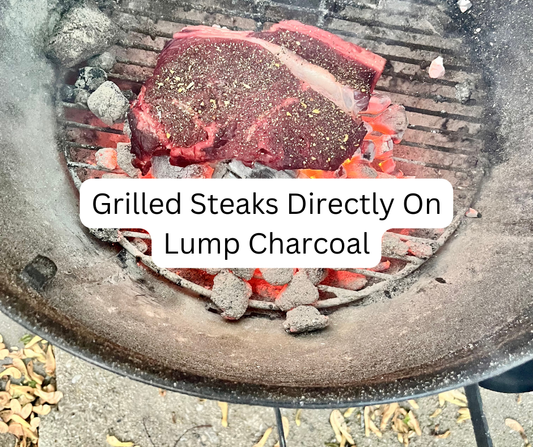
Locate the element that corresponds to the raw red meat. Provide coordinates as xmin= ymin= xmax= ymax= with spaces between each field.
xmin=128 ymin=21 xmax=389 ymax=174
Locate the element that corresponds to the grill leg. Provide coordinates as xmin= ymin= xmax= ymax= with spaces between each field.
xmin=465 ymin=383 xmax=493 ymax=447
xmin=274 ymin=407 xmax=287 ymax=447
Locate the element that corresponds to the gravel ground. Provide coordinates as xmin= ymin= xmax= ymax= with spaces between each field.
xmin=1 ymin=310 xmax=532 ymax=447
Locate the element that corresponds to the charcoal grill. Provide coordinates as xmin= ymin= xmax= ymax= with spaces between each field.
xmin=1 ymin=0 xmax=533 ymax=430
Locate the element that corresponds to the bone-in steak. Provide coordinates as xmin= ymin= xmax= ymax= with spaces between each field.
xmin=128 ymin=21 xmax=387 ymax=174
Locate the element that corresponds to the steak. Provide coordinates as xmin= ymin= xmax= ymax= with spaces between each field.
xmin=128 ymin=21 xmax=390 ymax=174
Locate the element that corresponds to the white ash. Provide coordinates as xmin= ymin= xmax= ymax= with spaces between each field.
xmin=87 ymin=51 xmax=116 ymax=71
xmin=204 ymin=268 xmax=223 ymax=275
xmin=74 ymin=88 xmax=90 ymax=106
xmin=260 ymin=268 xmax=294 ymax=286
xmin=101 ymin=173 xmax=128 ymax=179
xmin=132 ymin=238 xmax=148 ymax=254
xmin=89 ymin=228 xmax=119 ymax=242
xmin=151 ymin=156 xmax=206 ymax=179
xmin=457 ymin=0 xmax=472 ymax=13
xmin=116 ymin=142 xmax=140 ymax=178
xmin=46 ymin=1 xmax=120 ymax=67
xmin=227 ymin=160 xmax=253 ymax=178
xmin=381 ymin=233 xmax=409 ymax=257
xmin=231 ymin=268 xmax=255 ymax=280
xmin=406 ymin=241 xmax=434 ymax=258
xmin=211 ymin=162 xmax=229 ymax=178
xmin=301 ymin=268 xmax=327 ymax=285
xmin=283 ymin=306 xmax=329 ymax=334
xmin=75 ymin=67 xmax=107 ymax=92
xmin=123 ymin=119 xmax=132 ymax=138
xmin=455 ymin=80 xmax=475 ymax=104
xmin=276 ymin=271 xmax=319 ymax=311
xmin=211 ymin=271 xmax=252 ymax=320
xmin=87 ymin=81 xmax=129 ymax=126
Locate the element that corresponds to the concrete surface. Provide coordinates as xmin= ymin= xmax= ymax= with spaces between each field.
xmin=1 ymin=309 xmax=532 ymax=447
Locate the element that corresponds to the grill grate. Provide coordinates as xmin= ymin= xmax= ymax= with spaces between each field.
xmin=57 ymin=0 xmax=487 ymax=311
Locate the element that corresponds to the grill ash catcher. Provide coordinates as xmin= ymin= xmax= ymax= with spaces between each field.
xmin=1 ymin=0 xmax=533 ymax=446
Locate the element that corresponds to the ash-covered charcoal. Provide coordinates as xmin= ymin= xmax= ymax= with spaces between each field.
xmin=87 ymin=51 xmax=116 ymax=71
xmin=260 ymin=268 xmax=294 ymax=286
xmin=227 ymin=160 xmax=253 ymax=178
xmin=116 ymin=142 xmax=140 ymax=178
xmin=211 ymin=162 xmax=229 ymax=179
xmin=46 ymin=1 xmax=120 ymax=67
xmin=87 ymin=81 xmax=129 ymax=126
xmin=249 ymin=163 xmax=297 ymax=179
xmin=75 ymin=67 xmax=108 ymax=92
xmin=132 ymin=237 xmax=148 ymax=254
xmin=455 ymin=80 xmax=475 ymax=104
xmin=204 ymin=268 xmax=224 ymax=275
xmin=406 ymin=240 xmax=434 ymax=258
xmin=381 ymin=232 xmax=409 ymax=257
xmin=323 ymin=270 xmax=367 ymax=291
xmin=95 ymin=147 xmax=117 ymax=170
xmin=283 ymin=306 xmax=329 ymax=334
xmin=301 ymin=268 xmax=327 ymax=285
xmin=276 ymin=271 xmax=319 ymax=311
xmin=89 ymin=228 xmax=120 ymax=242
xmin=151 ymin=156 xmax=208 ymax=179
xmin=74 ymin=88 xmax=90 ymax=106
xmin=211 ymin=271 xmax=252 ymax=320
xmin=59 ymin=84 xmax=76 ymax=103
xmin=231 ymin=268 xmax=255 ymax=281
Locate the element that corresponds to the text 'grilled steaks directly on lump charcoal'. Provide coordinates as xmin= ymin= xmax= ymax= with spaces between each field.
xmin=128 ymin=21 xmax=408 ymax=176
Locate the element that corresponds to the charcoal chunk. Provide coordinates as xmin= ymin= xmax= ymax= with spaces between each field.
xmin=301 ymin=268 xmax=327 ymax=285
xmin=116 ymin=142 xmax=140 ymax=178
xmin=284 ymin=306 xmax=329 ymax=334
xmin=260 ymin=268 xmax=294 ymax=286
xmin=75 ymin=66 xmax=108 ymax=92
xmin=87 ymin=51 xmax=116 ymax=71
xmin=231 ymin=268 xmax=255 ymax=281
xmin=276 ymin=271 xmax=319 ymax=311
xmin=46 ymin=1 xmax=120 ymax=67
xmin=211 ymin=271 xmax=252 ymax=320
xmin=87 ymin=81 xmax=129 ymax=126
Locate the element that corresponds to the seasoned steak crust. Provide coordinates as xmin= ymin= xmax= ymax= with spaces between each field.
xmin=128 ymin=21 xmax=386 ymax=174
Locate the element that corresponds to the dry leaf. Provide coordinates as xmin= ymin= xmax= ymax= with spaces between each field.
xmin=435 ymin=429 xmax=451 ymax=439
xmin=429 ymin=408 xmax=442 ymax=418
xmin=10 ymin=414 xmax=33 ymax=431
xmin=0 ymin=392 xmax=10 ymax=408
xmin=408 ymin=400 xmax=419 ymax=409
xmin=505 ymin=418 xmax=530 ymax=444
xmin=330 ymin=410 xmax=354 ymax=445
xmin=106 ymin=434 xmax=135 ymax=447
xmin=45 ymin=345 xmax=56 ymax=376
xmin=0 ymin=349 xmax=9 ymax=360
xmin=30 ymin=417 xmax=40 ymax=430
xmin=22 ymin=349 xmax=46 ymax=363
xmin=330 ymin=410 xmax=343 ymax=442
xmin=253 ymin=427 xmax=273 ymax=447
xmin=343 ymin=408 xmax=355 ymax=418
xmin=0 ymin=367 xmax=22 ymax=380
xmin=24 ymin=336 xmax=42 ymax=349
xmin=0 ymin=420 xmax=7 ymax=434
xmin=438 ymin=391 xmax=468 ymax=407
xmin=295 ymin=409 xmax=302 ymax=426
xmin=381 ymin=403 xmax=398 ymax=430
xmin=217 ymin=401 xmax=228 ymax=427
xmin=364 ymin=407 xmax=382 ymax=438
xmin=407 ymin=411 xmax=421 ymax=436
xmin=35 ymin=389 xmax=63 ymax=405
xmin=158 ymin=389 xmax=166 ymax=397
xmin=8 ymin=422 xmax=23 ymax=438
xmin=32 ymin=405 xmax=51 ymax=416
xmin=27 ymin=361 xmax=44 ymax=385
